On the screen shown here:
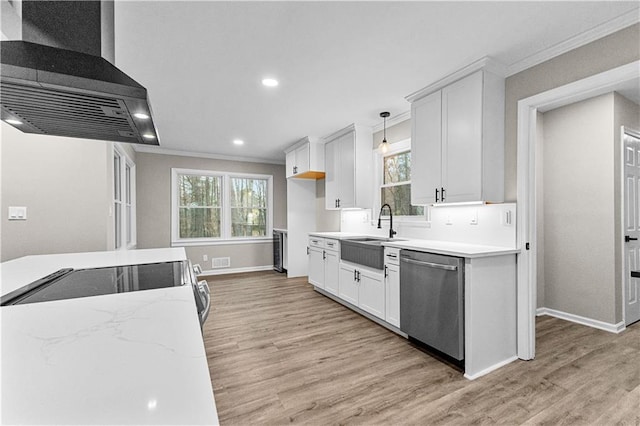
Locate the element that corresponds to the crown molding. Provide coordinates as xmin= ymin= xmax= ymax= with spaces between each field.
xmin=132 ymin=145 xmax=285 ymax=165
xmin=506 ymin=9 xmax=640 ymax=77
xmin=372 ymin=110 xmax=411 ymax=133
xmin=405 ymin=56 xmax=507 ymax=103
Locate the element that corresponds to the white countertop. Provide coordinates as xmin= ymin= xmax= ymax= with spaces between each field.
xmin=383 ymin=239 xmax=519 ymax=258
xmin=1 ymin=286 xmax=218 ymax=425
xmin=0 ymin=248 xmax=219 ymax=425
xmin=308 ymin=232 xmax=519 ymax=258
xmin=1 ymin=248 xmax=187 ymax=298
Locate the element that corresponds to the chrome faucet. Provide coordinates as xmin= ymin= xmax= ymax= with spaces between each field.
xmin=377 ymin=203 xmax=397 ymax=239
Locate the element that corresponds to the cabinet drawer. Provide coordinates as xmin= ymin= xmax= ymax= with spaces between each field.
xmin=308 ymin=237 xmax=325 ymax=248
xmin=324 ymin=239 xmax=339 ymax=252
xmin=384 ymin=247 xmax=400 ymax=265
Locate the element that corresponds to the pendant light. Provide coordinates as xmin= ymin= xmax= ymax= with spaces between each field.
xmin=378 ymin=111 xmax=390 ymax=154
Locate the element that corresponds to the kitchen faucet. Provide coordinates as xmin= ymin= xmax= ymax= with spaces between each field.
xmin=377 ymin=203 xmax=397 ymax=239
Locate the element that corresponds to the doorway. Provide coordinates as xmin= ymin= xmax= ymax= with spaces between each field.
xmin=516 ymin=60 xmax=640 ymax=359
xmin=623 ymin=127 xmax=640 ymax=326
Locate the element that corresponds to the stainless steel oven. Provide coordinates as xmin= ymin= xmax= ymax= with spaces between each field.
xmin=0 ymin=260 xmax=211 ymax=329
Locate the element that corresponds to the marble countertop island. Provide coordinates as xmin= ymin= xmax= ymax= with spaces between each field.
xmin=1 ymin=248 xmax=219 ymax=425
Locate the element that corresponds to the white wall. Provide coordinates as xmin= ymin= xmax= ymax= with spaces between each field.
xmin=1 ymin=123 xmax=112 ymax=261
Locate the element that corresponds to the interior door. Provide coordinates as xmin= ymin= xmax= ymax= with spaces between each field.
xmin=623 ymin=129 xmax=640 ymax=326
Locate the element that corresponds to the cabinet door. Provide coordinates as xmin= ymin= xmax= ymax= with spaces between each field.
xmin=295 ymin=144 xmax=310 ymax=175
xmin=285 ymin=150 xmax=297 ymax=178
xmin=358 ymin=269 xmax=385 ymax=320
xmin=324 ymin=250 xmax=339 ymax=296
xmin=308 ymin=247 xmax=324 ymax=288
xmin=325 ymin=139 xmax=339 ymax=209
xmin=442 ymin=71 xmax=483 ymax=203
xmin=338 ymin=264 xmax=359 ymax=306
xmin=337 ymin=132 xmax=355 ymax=208
xmin=411 ymin=90 xmax=442 ymax=204
xmin=384 ymin=264 xmax=400 ymax=327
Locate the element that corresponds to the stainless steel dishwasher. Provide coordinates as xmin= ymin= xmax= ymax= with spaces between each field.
xmin=400 ymin=250 xmax=464 ymax=361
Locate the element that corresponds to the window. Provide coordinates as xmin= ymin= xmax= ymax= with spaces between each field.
xmin=113 ymin=145 xmax=136 ymax=250
xmin=171 ymin=169 xmax=273 ymax=245
xmin=378 ymin=139 xmax=424 ymax=218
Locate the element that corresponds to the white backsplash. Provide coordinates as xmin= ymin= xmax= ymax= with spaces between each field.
xmin=341 ymin=203 xmax=516 ymax=248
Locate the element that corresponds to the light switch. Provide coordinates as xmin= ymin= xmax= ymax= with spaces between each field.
xmin=8 ymin=206 xmax=27 ymax=220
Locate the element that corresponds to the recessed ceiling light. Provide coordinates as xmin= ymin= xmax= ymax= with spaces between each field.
xmin=261 ymin=78 xmax=279 ymax=87
xmin=134 ymin=112 xmax=150 ymax=120
xmin=233 ymin=139 xmax=244 ymax=146
xmin=5 ymin=119 xmax=22 ymax=125
xmin=142 ymin=133 xmax=156 ymax=139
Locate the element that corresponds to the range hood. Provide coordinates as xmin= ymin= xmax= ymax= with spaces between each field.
xmin=0 ymin=1 xmax=159 ymax=145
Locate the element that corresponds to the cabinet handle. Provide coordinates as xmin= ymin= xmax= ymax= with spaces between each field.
xmin=323 ymin=250 xmax=326 ymax=260
xmin=307 ymin=246 xmax=309 ymax=255
xmin=293 ymin=166 xmax=298 ymax=174
xmin=384 ymin=265 xmax=388 ymax=278
xmin=338 ymin=199 xmax=341 ymax=208
xmin=441 ymin=187 xmax=446 ymax=202
xmin=435 ymin=188 xmax=439 ymax=203
xmin=354 ymin=269 xmax=357 ymax=281
xmin=356 ymin=270 xmax=361 ymax=282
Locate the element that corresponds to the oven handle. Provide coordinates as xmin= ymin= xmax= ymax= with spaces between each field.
xmin=198 ymin=280 xmax=211 ymax=324
xmin=400 ymin=257 xmax=457 ymax=271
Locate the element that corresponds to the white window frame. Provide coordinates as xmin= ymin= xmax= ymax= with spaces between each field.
xmin=374 ymin=138 xmax=427 ymax=223
xmin=171 ymin=168 xmax=273 ymax=246
xmin=113 ymin=144 xmax=137 ymax=250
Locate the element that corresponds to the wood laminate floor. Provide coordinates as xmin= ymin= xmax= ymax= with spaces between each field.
xmin=203 ymin=271 xmax=640 ymax=425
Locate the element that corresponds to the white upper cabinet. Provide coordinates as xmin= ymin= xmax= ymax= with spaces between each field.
xmin=407 ymin=58 xmax=505 ymax=205
xmin=284 ymin=137 xmax=325 ymax=179
xmin=323 ymin=124 xmax=373 ymax=210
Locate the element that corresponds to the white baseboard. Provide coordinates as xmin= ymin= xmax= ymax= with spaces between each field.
xmin=536 ymin=307 xmax=626 ymax=334
xmin=198 ymin=265 xmax=274 ymax=276
xmin=464 ymin=356 xmax=519 ymax=381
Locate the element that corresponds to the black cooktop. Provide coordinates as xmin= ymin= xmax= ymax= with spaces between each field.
xmin=1 ymin=261 xmax=186 ymax=306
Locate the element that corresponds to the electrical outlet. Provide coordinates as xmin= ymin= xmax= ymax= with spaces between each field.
xmin=502 ymin=210 xmax=512 ymax=226
xmin=470 ymin=209 xmax=478 ymax=225
xmin=203 ymin=254 xmax=208 ymax=262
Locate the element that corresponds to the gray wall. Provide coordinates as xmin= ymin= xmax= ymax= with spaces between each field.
xmin=134 ymin=152 xmax=286 ymax=271
xmin=541 ymin=94 xmax=617 ymax=323
xmin=504 ymin=23 xmax=640 ymax=201
xmin=1 ymin=123 xmax=112 ymax=261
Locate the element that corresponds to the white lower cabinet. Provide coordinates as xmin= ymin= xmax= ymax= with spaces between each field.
xmin=339 ymin=262 xmax=385 ymax=320
xmin=307 ymin=237 xmax=339 ymax=294
xmin=384 ymin=248 xmax=400 ymax=328
xmin=338 ymin=263 xmax=359 ymax=306
xmin=308 ymin=245 xmax=324 ymax=289
xmin=323 ymin=244 xmax=340 ymax=296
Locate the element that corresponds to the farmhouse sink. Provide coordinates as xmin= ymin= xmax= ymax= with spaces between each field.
xmin=340 ymin=237 xmax=405 ymax=270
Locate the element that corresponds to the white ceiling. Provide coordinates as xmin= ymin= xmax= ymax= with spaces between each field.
xmin=113 ymin=1 xmax=639 ymax=163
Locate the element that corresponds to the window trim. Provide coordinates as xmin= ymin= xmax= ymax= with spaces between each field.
xmin=171 ymin=168 xmax=273 ymax=246
xmin=374 ymin=138 xmax=427 ymax=223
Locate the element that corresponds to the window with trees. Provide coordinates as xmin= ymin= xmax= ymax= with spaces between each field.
xmin=379 ymin=140 xmax=424 ymax=217
xmin=171 ymin=169 xmax=272 ymax=245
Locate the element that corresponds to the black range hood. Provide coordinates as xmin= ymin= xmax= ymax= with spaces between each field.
xmin=0 ymin=1 xmax=160 ymax=145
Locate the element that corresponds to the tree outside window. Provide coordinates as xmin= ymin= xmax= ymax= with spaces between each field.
xmin=381 ymin=150 xmax=424 ymax=216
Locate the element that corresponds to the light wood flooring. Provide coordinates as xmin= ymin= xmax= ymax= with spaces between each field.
xmin=203 ymin=271 xmax=639 ymax=425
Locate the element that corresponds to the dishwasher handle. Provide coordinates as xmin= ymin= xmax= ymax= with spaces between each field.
xmin=400 ymin=256 xmax=458 ymax=271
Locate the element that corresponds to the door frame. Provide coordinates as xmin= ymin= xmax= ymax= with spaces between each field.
xmin=516 ymin=60 xmax=640 ymax=359
xmin=621 ymin=126 xmax=640 ymax=326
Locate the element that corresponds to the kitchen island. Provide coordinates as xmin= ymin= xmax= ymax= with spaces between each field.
xmin=0 ymin=248 xmax=219 ymax=425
